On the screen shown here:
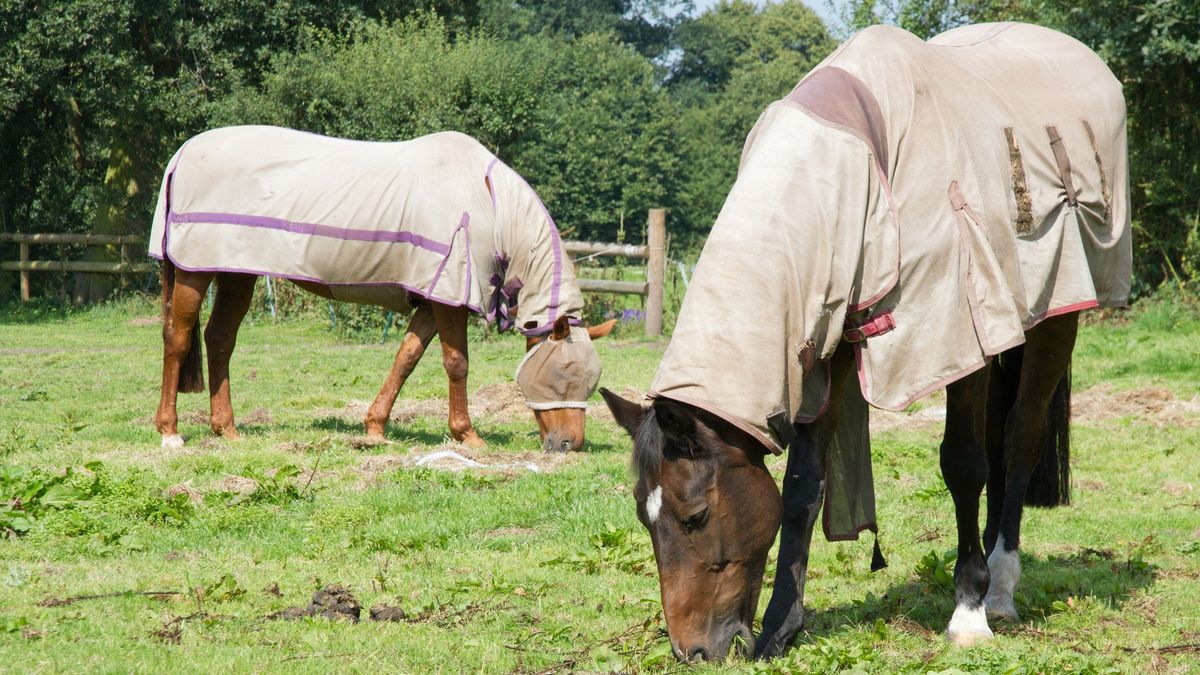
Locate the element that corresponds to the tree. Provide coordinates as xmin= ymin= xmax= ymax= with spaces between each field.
xmin=669 ymin=1 xmax=834 ymax=240
xmin=480 ymin=0 xmax=693 ymax=60
xmin=212 ymin=16 xmax=680 ymax=242
xmin=0 ymin=1 xmax=472 ymax=302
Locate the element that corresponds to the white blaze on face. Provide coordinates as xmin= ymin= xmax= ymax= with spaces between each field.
xmin=646 ymin=485 xmax=663 ymax=524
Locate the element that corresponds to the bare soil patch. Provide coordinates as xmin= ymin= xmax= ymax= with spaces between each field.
xmin=869 ymin=385 xmax=1200 ymax=433
xmin=1072 ymin=384 xmax=1200 ymax=426
xmin=352 ymin=444 xmax=576 ymax=486
xmin=129 ymin=316 xmax=161 ymax=326
xmin=164 ymin=482 xmax=204 ymax=504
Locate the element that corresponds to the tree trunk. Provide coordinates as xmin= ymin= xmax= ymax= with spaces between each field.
xmin=73 ymin=135 xmax=142 ymax=304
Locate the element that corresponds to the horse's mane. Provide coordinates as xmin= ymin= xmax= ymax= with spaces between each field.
xmin=631 ymin=409 xmax=665 ymax=480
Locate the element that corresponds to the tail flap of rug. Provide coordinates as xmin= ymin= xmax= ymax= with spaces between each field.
xmin=815 ymin=343 xmax=878 ymax=544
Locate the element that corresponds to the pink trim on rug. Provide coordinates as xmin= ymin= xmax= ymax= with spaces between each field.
xmin=823 ymin=518 xmax=878 ymax=542
xmin=1025 ymin=299 xmax=1101 ymax=328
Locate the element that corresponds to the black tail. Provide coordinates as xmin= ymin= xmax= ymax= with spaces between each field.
xmin=993 ymin=347 xmax=1071 ymax=508
xmin=1025 ymin=362 xmax=1071 ymax=507
xmin=162 ymin=258 xmax=204 ymax=393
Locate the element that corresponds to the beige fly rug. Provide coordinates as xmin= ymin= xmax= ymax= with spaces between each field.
xmin=651 ymin=23 xmax=1131 ymax=540
xmin=149 ymin=126 xmax=584 ymax=337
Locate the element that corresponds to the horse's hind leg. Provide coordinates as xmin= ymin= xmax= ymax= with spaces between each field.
xmin=983 ymin=312 xmax=1079 ymax=622
xmin=204 ymin=272 xmax=257 ymax=439
xmin=156 ymin=268 xmax=214 ymax=448
xmin=365 ymin=303 xmax=437 ymax=438
xmin=432 ymin=303 xmax=486 ymax=448
xmin=941 ymin=366 xmax=993 ymax=646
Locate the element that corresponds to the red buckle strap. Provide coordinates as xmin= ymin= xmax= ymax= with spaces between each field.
xmin=844 ymin=311 xmax=896 ymax=343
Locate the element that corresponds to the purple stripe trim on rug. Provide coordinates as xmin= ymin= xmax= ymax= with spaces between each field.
xmin=169 ymin=211 xmax=451 ymax=256
xmin=510 ymin=174 xmax=563 ymax=325
xmin=163 ymin=251 xmax=484 ymax=315
xmin=427 ymin=212 xmax=469 ymax=297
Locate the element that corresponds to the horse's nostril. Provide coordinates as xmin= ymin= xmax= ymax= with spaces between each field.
xmin=687 ymin=646 xmax=709 ymax=662
xmin=560 ymin=439 xmax=572 ymax=452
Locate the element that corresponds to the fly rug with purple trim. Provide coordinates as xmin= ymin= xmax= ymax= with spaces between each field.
xmin=602 ymin=22 xmax=1130 ymax=662
xmin=150 ymin=126 xmax=611 ymax=453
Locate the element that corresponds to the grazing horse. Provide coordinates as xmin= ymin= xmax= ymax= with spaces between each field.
xmin=602 ymin=23 xmax=1130 ymax=661
xmin=149 ymin=126 xmax=615 ymax=451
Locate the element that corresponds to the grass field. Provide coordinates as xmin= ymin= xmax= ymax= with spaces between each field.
xmin=1 ymin=294 xmax=1198 ymax=673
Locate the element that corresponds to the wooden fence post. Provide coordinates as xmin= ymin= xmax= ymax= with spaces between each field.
xmin=645 ymin=208 xmax=666 ymax=337
xmin=19 ymin=242 xmax=30 ymax=301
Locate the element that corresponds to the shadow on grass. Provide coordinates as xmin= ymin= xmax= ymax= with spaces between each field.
xmin=806 ymin=547 xmax=1158 ymax=635
xmin=306 ymin=415 xmax=525 ymax=448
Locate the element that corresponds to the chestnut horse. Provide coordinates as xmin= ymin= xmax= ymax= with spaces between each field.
xmin=604 ymin=23 xmax=1129 ymax=661
xmin=150 ymin=126 xmax=614 ymax=451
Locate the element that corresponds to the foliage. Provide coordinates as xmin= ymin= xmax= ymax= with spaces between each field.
xmin=670 ymin=1 xmax=835 ymax=241
xmin=3 ymin=0 xmax=1199 ymax=301
xmin=544 ymin=522 xmax=654 ymax=574
xmin=0 ymin=463 xmax=100 ymax=536
xmin=213 ymin=15 xmax=680 ymax=243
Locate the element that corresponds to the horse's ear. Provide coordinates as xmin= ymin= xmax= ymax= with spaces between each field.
xmin=600 ymin=387 xmax=645 ymax=437
xmin=551 ymin=315 xmax=571 ymax=340
xmin=653 ymin=398 xmax=696 ymax=440
xmin=586 ymin=319 xmax=618 ymax=340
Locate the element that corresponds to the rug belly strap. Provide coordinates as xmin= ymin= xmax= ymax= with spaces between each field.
xmin=843 ymin=311 xmax=895 ymax=343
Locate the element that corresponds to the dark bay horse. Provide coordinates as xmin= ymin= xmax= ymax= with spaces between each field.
xmin=150 ymin=126 xmax=614 ymax=451
xmin=603 ymin=22 xmax=1130 ymax=661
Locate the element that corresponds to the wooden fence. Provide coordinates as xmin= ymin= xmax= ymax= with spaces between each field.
xmin=563 ymin=208 xmax=666 ymax=336
xmin=0 ymin=232 xmax=156 ymax=301
xmin=1 ymin=208 xmax=667 ymax=334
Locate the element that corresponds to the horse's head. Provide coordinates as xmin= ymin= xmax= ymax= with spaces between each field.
xmin=601 ymin=388 xmax=782 ymax=662
xmin=518 ymin=316 xmax=616 ymax=452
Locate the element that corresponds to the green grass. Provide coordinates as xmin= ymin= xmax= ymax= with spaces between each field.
xmin=1 ymin=294 xmax=1198 ymax=673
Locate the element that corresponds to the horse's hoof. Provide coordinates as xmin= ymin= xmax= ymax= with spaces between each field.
xmin=946 ymin=604 xmax=993 ymax=646
xmin=984 ymin=595 xmax=1020 ymax=622
xmin=460 ymin=433 xmax=487 ymax=449
xmin=161 ymin=434 xmax=185 ymax=449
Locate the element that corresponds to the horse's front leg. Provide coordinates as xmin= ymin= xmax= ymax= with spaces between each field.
xmin=204 ymin=272 xmax=257 ymax=439
xmin=156 ymin=268 xmax=213 ymax=448
xmin=983 ymin=312 xmax=1078 ymax=622
xmin=757 ymin=429 xmax=825 ymax=658
xmin=941 ymin=367 xmax=993 ymax=646
xmin=365 ymin=303 xmax=437 ymax=438
xmin=432 ymin=303 xmax=486 ymax=448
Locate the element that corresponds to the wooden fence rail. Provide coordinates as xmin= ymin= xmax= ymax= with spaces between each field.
xmin=1 ymin=208 xmax=667 ymax=335
xmin=0 ymin=232 xmax=155 ymax=301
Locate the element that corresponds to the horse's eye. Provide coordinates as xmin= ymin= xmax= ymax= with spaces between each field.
xmin=682 ymin=507 xmax=709 ymax=533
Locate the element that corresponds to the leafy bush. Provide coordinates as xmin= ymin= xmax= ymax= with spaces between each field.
xmin=0 ymin=463 xmax=100 ymax=536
